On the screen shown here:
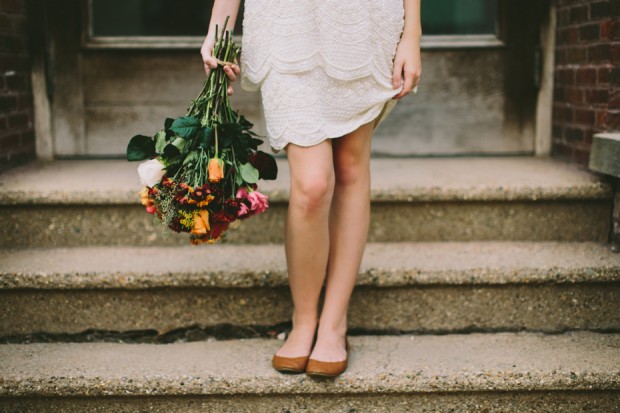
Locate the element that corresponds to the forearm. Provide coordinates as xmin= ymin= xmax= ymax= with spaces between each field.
xmin=206 ymin=0 xmax=241 ymax=40
xmin=402 ymin=0 xmax=422 ymax=42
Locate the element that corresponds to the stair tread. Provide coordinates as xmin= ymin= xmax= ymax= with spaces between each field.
xmin=0 ymin=332 xmax=618 ymax=397
xmin=0 ymin=156 xmax=612 ymax=205
xmin=1 ymin=241 xmax=619 ymax=289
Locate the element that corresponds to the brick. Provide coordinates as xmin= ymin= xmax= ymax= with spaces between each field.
xmin=551 ymin=141 xmax=573 ymax=159
xmin=0 ymin=93 xmax=15 ymax=111
xmin=606 ymin=110 xmax=620 ymax=129
xmin=557 ymin=9 xmax=570 ymax=27
xmin=0 ymin=132 xmax=23 ymax=151
xmin=566 ymin=46 xmax=589 ymax=63
xmin=553 ymin=86 xmax=566 ymax=102
xmin=552 ymin=124 xmax=564 ymax=140
xmin=590 ymin=1 xmax=612 ymax=19
xmin=0 ymin=0 xmax=23 ymax=14
xmin=565 ymin=127 xmax=585 ymax=142
xmin=0 ymin=33 xmax=26 ymax=54
xmin=574 ymin=108 xmax=595 ymax=124
xmin=7 ymin=112 xmax=29 ymax=129
xmin=576 ymin=67 xmax=597 ymax=84
xmin=597 ymin=66 xmax=612 ymax=83
xmin=580 ymin=23 xmax=600 ymax=41
xmin=589 ymin=43 xmax=611 ymax=62
xmin=600 ymin=19 xmax=620 ymax=40
xmin=613 ymin=43 xmax=620 ymax=63
xmin=557 ymin=27 xmax=580 ymax=45
xmin=557 ymin=67 xmax=576 ymax=85
xmin=566 ymin=87 xmax=584 ymax=104
xmin=610 ymin=89 xmax=620 ymax=108
xmin=569 ymin=5 xmax=589 ymax=24
xmin=613 ymin=0 xmax=620 ymax=17
xmin=554 ymin=105 xmax=574 ymax=122
xmin=0 ymin=13 xmax=10 ymax=31
xmin=0 ymin=54 xmax=30 ymax=72
xmin=609 ymin=66 xmax=620 ymax=85
xmin=15 ymin=92 xmax=30 ymax=110
xmin=585 ymin=88 xmax=610 ymax=103
xmin=555 ymin=49 xmax=566 ymax=65
xmin=4 ymin=73 xmax=29 ymax=91
xmin=573 ymin=147 xmax=592 ymax=166
xmin=596 ymin=110 xmax=609 ymax=127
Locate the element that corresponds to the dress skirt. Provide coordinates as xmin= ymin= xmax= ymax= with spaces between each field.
xmin=239 ymin=0 xmax=406 ymax=152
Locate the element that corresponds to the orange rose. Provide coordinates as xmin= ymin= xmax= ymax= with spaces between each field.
xmin=190 ymin=209 xmax=210 ymax=235
xmin=208 ymin=157 xmax=224 ymax=182
xmin=139 ymin=186 xmax=151 ymax=206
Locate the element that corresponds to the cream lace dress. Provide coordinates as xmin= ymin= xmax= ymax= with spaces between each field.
xmin=239 ymin=0 xmax=405 ymax=152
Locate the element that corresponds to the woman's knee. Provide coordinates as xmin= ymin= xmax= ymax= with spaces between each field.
xmin=290 ymin=172 xmax=334 ymax=213
xmin=334 ymin=150 xmax=369 ymax=187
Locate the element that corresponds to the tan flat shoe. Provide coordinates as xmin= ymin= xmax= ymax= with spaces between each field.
xmin=272 ymin=353 xmax=310 ymax=374
xmin=305 ymin=336 xmax=350 ymax=378
xmin=272 ymin=326 xmax=318 ymax=374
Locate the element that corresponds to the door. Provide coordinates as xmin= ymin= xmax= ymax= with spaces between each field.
xmin=46 ymin=0 xmax=545 ymax=157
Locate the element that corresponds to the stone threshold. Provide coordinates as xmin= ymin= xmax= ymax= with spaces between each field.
xmin=0 ymin=156 xmax=613 ymax=205
xmin=0 ymin=332 xmax=618 ymax=397
xmin=1 ymin=241 xmax=619 ymax=290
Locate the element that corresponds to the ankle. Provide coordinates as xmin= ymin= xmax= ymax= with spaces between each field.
xmin=317 ymin=319 xmax=347 ymax=337
xmin=291 ymin=310 xmax=318 ymax=330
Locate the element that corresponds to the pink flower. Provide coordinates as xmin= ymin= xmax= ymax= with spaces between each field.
xmin=237 ymin=203 xmax=250 ymax=218
xmin=236 ymin=187 xmax=249 ymax=199
xmin=247 ymin=190 xmax=269 ymax=214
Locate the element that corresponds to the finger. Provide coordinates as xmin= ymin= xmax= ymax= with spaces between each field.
xmin=224 ymin=65 xmax=237 ymax=81
xmin=393 ymin=66 xmax=415 ymax=99
xmin=227 ymin=84 xmax=234 ymax=95
xmin=202 ymin=55 xmax=217 ymax=75
xmin=231 ymin=64 xmax=241 ymax=75
xmin=392 ymin=59 xmax=404 ymax=89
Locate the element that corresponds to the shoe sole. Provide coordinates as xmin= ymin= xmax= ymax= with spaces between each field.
xmin=275 ymin=367 xmax=306 ymax=374
xmin=305 ymin=369 xmax=346 ymax=378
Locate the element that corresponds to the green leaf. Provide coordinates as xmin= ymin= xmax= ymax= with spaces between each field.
xmin=239 ymin=162 xmax=259 ymax=184
xmin=154 ymin=129 xmax=167 ymax=153
xmin=170 ymin=116 xmax=200 ymax=138
xmin=126 ymin=135 xmax=155 ymax=161
xmin=235 ymin=172 xmax=244 ymax=186
xmin=171 ymin=136 xmax=188 ymax=153
xmin=183 ymin=150 xmax=199 ymax=166
xmin=161 ymin=144 xmax=181 ymax=165
xmin=197 ymin=127 xmax=214 ymax=149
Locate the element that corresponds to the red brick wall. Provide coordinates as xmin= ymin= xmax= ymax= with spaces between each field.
xmin=552 ymin=0 xmax=619 ymax=166
xmin=0 ymin=0 xmax=35 ymax=173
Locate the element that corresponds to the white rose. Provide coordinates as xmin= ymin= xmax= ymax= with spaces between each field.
xmin=137 ymin=158 xmax=166 ymax=187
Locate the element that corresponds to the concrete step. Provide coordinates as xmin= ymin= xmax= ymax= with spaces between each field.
xmin=0 ymin=332 xmax=618 ymax=412
xmin=0 ymin=156 xmax=613 ymax=247
xmin=2 ymin=241 xmax=618 ymax=337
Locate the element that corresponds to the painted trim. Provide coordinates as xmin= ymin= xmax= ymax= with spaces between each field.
xmin=534 ymin=0 xmax=556 ymax=156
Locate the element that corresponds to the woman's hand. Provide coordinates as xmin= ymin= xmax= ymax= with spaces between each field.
xmin=201 ymin=35 xmax=241 ymax=96
xmin=391 ymin=36 xmax=422 ymax=100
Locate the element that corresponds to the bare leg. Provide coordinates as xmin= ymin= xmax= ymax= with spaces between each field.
xmin=274 ymin=139 xmax=336 ymax=357
xmin=309 ymin=118 xmax=374 ymax=361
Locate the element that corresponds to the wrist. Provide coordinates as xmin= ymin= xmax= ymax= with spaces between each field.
xmin=401 ymin=28 xmax=422 ymax=43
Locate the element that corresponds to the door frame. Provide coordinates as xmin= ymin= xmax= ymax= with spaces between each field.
xmin=30 ymin=0 xmax=556 ymax=159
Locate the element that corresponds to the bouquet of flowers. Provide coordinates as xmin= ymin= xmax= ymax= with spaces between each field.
xmin=126 ymin=17 xmax=277 ymax=245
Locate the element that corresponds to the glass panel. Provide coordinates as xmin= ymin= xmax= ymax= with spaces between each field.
xmin=422 ymin=0 xmax=497 ymax=35
xmin=90 ymin=0 xmax=242 ymax=37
